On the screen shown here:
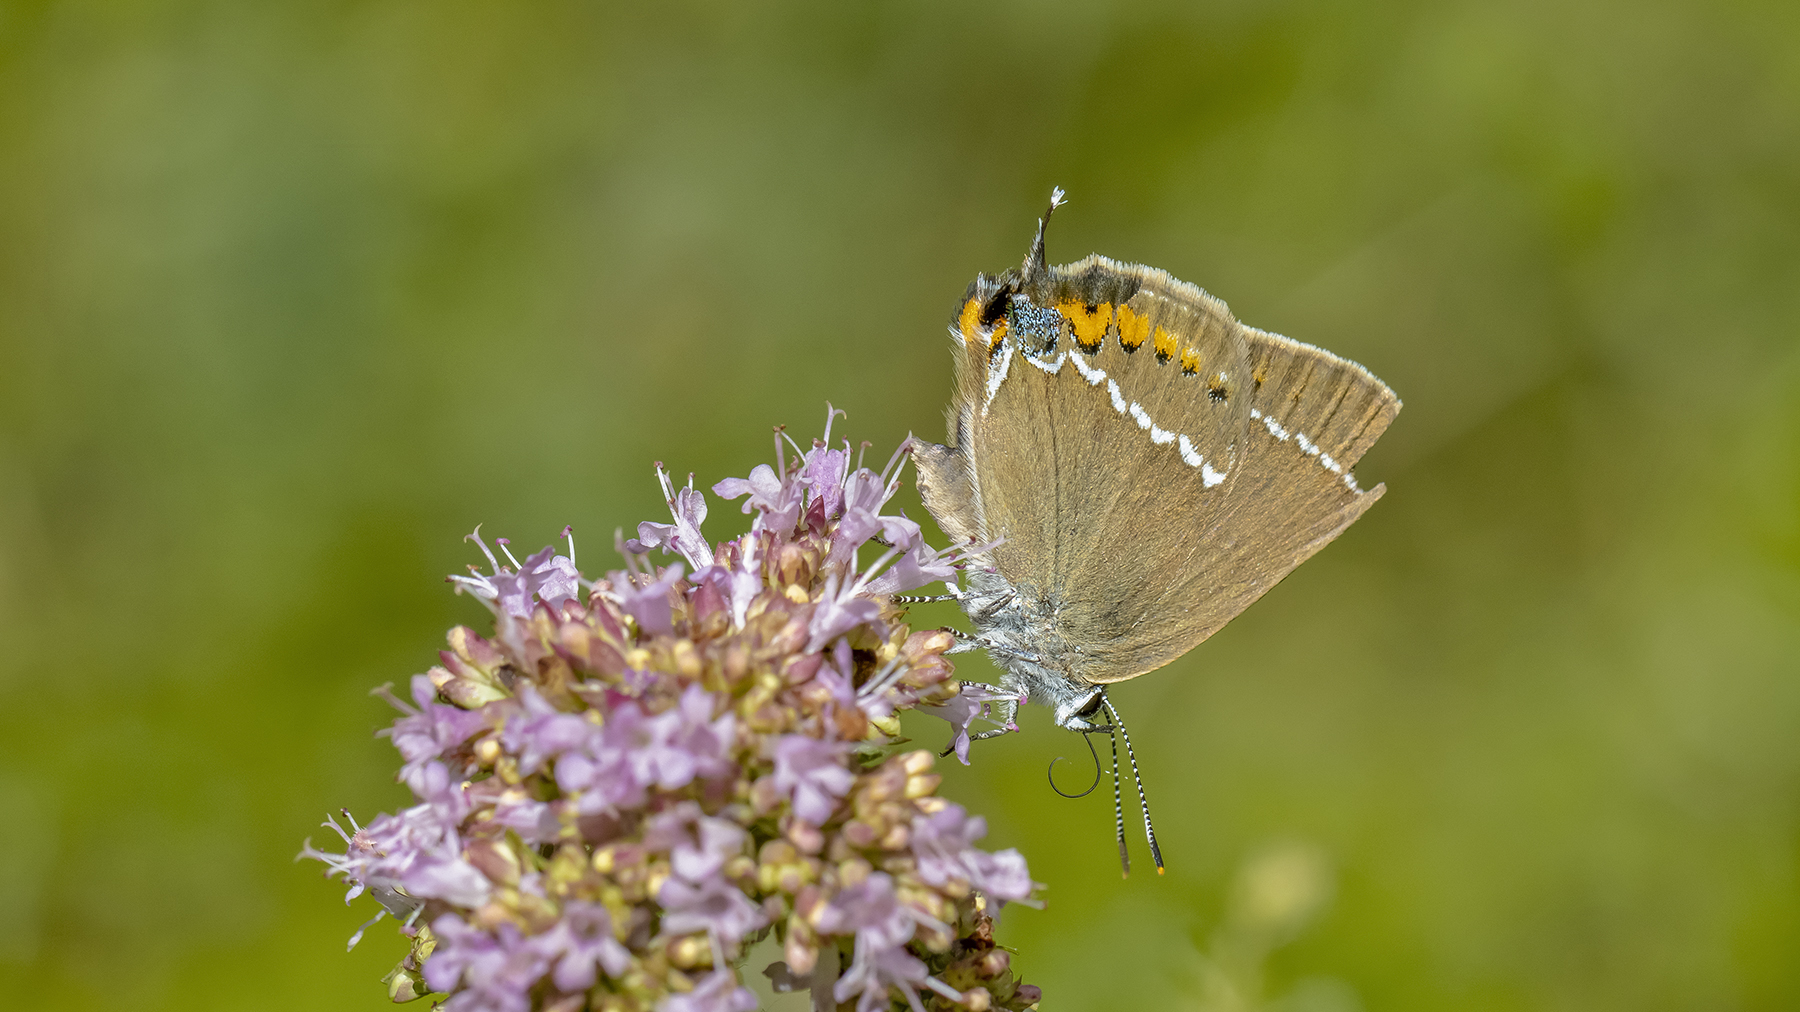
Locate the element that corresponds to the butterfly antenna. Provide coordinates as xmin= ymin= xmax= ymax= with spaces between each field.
xmin=1022 ymin=186 xmax=1067 ymax=284
xmin=1109 ymin=721 xmax=1129 ymax=877
xmin=1104 ymin=694 xmax=1164 ymax=875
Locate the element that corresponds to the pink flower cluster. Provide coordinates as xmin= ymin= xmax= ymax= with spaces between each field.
xmin=302 ymin=410 xmax=1042 ymax=1012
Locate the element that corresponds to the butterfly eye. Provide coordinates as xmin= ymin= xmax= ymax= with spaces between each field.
xmin=978 ymin=289 xmax=1011 ymax=329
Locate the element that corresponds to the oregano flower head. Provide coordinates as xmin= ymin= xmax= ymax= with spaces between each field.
xmin=302 ymin=409 xmax=1041 ymax=1012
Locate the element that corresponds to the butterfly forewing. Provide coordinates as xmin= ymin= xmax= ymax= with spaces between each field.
xmin=917 ymin=253 xmax=1399 ymax=687
xmin=1020 ymin=266 xmax=1257 ymax=668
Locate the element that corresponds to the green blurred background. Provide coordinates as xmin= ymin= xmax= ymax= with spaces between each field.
xmin=2 ymin=1 xmax=1798 ymax=1009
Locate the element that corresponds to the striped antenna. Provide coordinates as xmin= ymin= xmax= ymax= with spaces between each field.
xmin=1109 ymin=723 xmax=1129 ymax=877
xmin=1104 ymin=695 xmax=1164 ymax=875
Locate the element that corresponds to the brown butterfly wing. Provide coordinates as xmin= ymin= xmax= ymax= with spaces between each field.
xmin=1070 ymin=321 xmax=1400 ymax=683
xmin=917 ymin=256 xmax=1399 ymax=686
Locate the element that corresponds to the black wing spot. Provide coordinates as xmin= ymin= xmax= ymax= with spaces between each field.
xmin=1208 ymin=383 xmax=1229 ymax=402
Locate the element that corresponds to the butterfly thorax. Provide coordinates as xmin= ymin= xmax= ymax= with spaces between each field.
xmin=961 ymin=569 xmax=1109 ymax=732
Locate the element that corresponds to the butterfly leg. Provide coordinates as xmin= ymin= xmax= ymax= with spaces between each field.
xmin=939 ymin=723 xmax=1019 ymax=757
xmin=967 ymin=591 xmax=1015 ymax=622
xmin=934 ymin=680 xmax=1022 ymax=757
xmin=940 ymin=626 xmax=1041 ymax=663
xmin=971 ymin=688 xmax=1022 ymax=742
xmin=941 ymin=627 xmax=995 ymax=654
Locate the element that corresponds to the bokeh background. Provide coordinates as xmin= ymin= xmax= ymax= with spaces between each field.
xmin=2 ymin=1 xmax=1798 ymax=1009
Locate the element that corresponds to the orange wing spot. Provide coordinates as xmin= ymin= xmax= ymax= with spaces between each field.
xmin=1152 ymin=326 xmax=1179 ymax=363
xmin=1116 ymin=304 xmax=1150 ymax=352
xmin=1179 ymin=347 xmax=1202 ymax=375
xmin=986 ymin=318 xmax=1009 ymax=358
xmin=958 ymin=298 xmax=984 ymax=345
xmin=1057 ymin=300 xmax=1112 ymax=352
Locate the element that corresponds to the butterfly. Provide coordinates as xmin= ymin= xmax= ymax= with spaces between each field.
xmin=909 ymin=190 xmax=1400 ymax=871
